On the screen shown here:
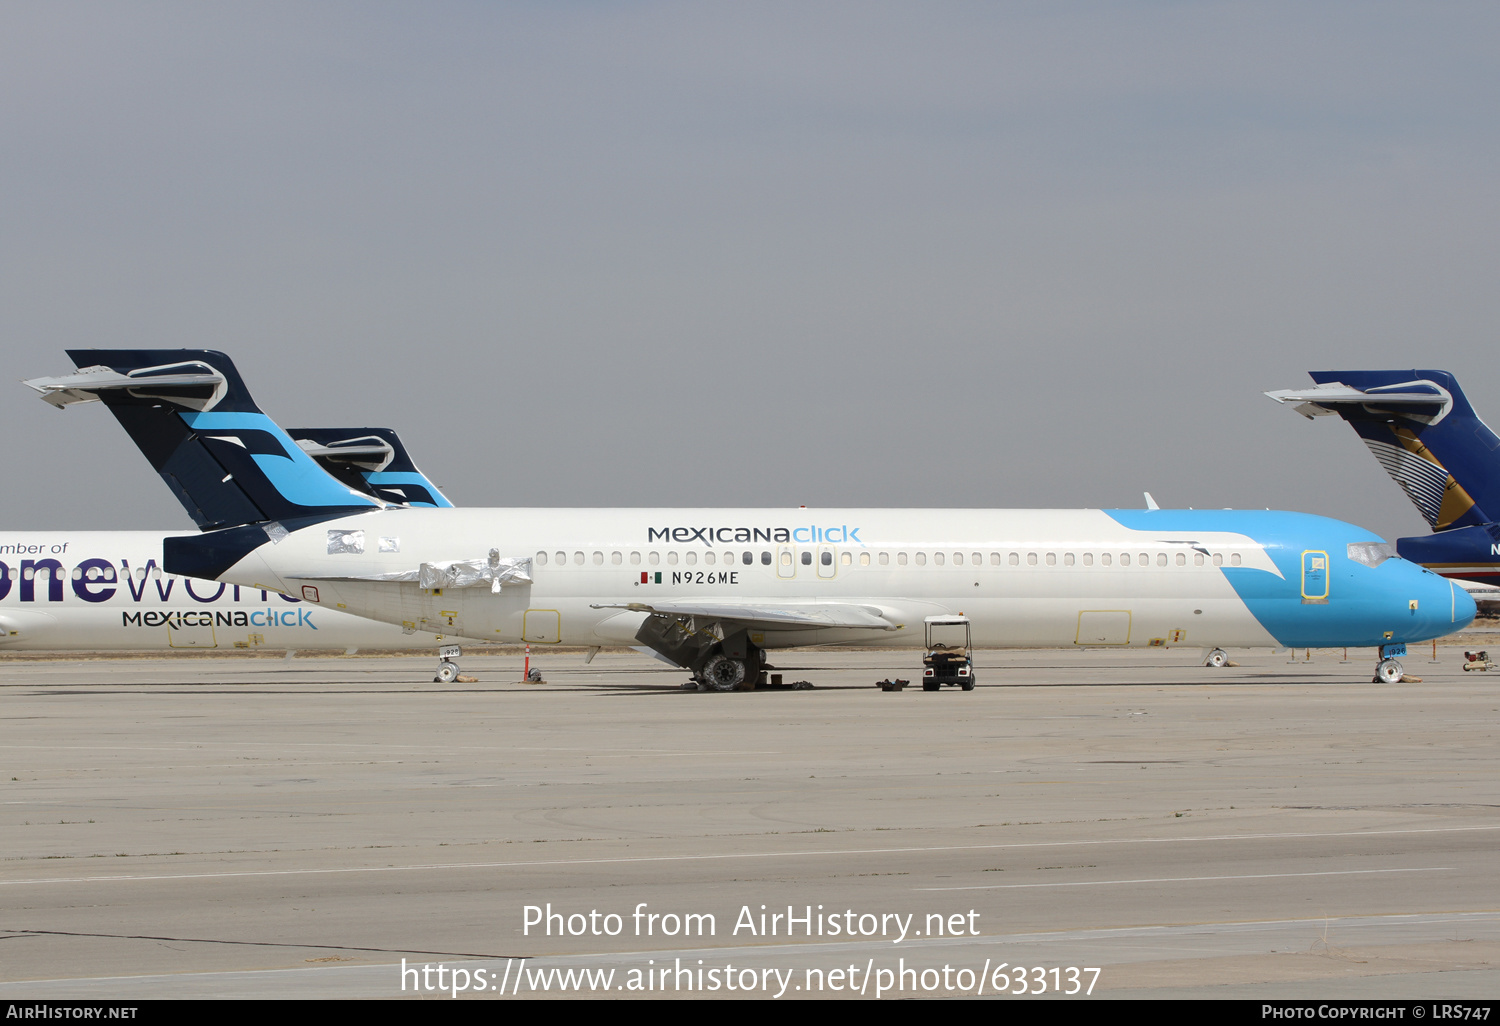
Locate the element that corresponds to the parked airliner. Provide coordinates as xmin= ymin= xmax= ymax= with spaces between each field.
xmin=27 ymin=351 xmax=1474 ymax=685
xmin=0 ymin=426 xmax=455 ymax=653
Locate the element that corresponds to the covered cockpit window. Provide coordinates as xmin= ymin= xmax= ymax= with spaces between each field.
xmin=1347 ymin=541 xmax=1398 ymax=567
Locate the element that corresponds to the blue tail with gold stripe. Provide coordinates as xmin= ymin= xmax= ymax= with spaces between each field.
xmin=1293 ymin=370 xmax=1500 ymax=581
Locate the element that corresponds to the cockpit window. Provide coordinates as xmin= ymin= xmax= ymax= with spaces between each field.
xmin=1347 ymin=542 xmax=1398 ymax=567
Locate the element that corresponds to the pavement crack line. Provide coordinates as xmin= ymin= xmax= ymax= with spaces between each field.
xmin=3 ymin=930 xmax=524 ymax=961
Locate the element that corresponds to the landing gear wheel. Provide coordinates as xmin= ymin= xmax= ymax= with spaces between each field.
xmin=435 ymin=661 xmax=459 ymax=684
xmin=1376 ymin=658 xmax=1404 ymax=684
xmin=700 ymin=653 xmax=748 ymax=692
xmin=1205 ymin=649 xmax=1229 ymax=668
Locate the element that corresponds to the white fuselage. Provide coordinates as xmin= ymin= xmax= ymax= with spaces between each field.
xmin=0 ymin=531 xmax=444 ymax=651
xmin=211 ymin=506 xmax=1470 ymax=653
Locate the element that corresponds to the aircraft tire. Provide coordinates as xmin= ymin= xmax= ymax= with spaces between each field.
xmin=1206 ymin=649 xmax=1229 ymax=668
xmin=1376 ymin=658 xmax=1404 ymax=684
xmin=701 ymin=653 xmax=748 ymax=692
xmin=435 ymin=661 xmax=459 ymax=684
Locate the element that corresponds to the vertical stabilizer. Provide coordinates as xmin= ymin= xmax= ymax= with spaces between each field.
xmin=25 ymin=350 xmax=382 ymax=530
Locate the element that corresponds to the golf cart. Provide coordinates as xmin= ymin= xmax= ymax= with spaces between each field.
xmin=923 ymin=615 xmax=975 ymax=691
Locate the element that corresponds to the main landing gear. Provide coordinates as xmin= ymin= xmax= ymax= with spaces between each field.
xmin=698 ymin=647 xmax=765 ymax=692
xmin=1204 ymin=648 xmax=1229 ymax=668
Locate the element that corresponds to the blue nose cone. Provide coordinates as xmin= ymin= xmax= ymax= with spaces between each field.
xmin=1393 ymin=560 xmax=1475 ymax=643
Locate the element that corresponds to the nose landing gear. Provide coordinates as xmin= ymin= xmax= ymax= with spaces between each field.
xmin=434 ymin=644 xmax=472 ymax=684
xmin=1373 ymin=644 xmax=1415 ymax=684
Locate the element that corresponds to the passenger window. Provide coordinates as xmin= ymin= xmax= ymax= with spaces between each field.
xmin=1138 ymin=552 xmax=1148 ymax=566
xmin=915 ymin=552 xmax=927 ymax=566
xmin=781 ymin=551 xmax=792 ymax=566
xmin=841 ymin=552 xmax=852 ymax=566
xmin=536 ymin=551 xmax=548 ymax=566
xmin=879 ymin=552 xmax=889 ymax=565
xmin=611 ymin=552 xmax=622 ymax=565
xmin=631 ymin=552 xmax=641 ymax=565
xmin=934 ymin=552 xmax=946 ymax=566
xmin=1046 ymin=552 xmax=1056 ymax=565
xmin=1121 ymin=553 xmax=1131 ymax=566
xmin=1083 ymin=553 xmax=1093 ymax=566
xmin=859 ymin=552 xmax=870 ymax=566
xmin=1064 ymin=553 xmax=1075 ymax=566
xmin=762 ymin=551 xmax=772 ymax=565
xmin=592 ymin=552 xmax=604 ymax=565
xmin=821 ymin=551 xmax=833 ymax=566
xmin=1156 ymin=553 xmax=1166 ymax=566
xmin=667 ymin=552 xmax=679 ymax=565
xmin=685 ymin=551 xmax=697 ymax=565
xmin=704 ymin=552 xmax=716 ymax=565
xmin=71 ymin=567 xmax=81 ymax=580
xmin=1175 ymin=552 xmax=1186 ymax=566
xmin=972 ymin=552 xmax=981 ymax=565
xmin=743 ymin=551 xmax=754 ymax=565
xmin=801 ymin=551 xmax=812 ymax=565
xmin=898 ymin=552 xmax=908 ymax=565
xmin=1194 ymin=553 xmax=1204 ymax=566
xmin=1101 ymin=553 xmax=1112 ymax=566
xmin=1212 ymin=553 xmax=1223 ymax=566
xmin=573 ymin=551 xmax=585 ymax=565
xmin=1009 ymin=552 xmax=1019 ymax=566
xmin=1231 ymin=552 xmax=1242 ymax=566
xmin=990 ymin=553 xmax=1000 ymax=565
xmin=556 ymin=551 xmax=566 ymax=565
xmin=722 ymin=551 xmax=733 ymax=564
xmin=649 ymin=551 xmax=660 ymax=565
xmin=952 ymin=552 xmax=963 ymax=565
xmin=1027 ymin=552 xmax=1037 ymax=566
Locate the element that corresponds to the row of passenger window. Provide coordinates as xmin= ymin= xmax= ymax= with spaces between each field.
xmin=533 ymin=550 xmax=1244 ymax=568
xmin=14 ymin=565 xmax=161 ymax=581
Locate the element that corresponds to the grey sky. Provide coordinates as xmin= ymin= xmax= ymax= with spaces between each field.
xmin=3 ymin=2 xmax=1497 ymax=542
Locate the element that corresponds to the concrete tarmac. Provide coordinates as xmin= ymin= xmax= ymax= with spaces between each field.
xmin=2 ymin=640 xmax=1499 ymax=1000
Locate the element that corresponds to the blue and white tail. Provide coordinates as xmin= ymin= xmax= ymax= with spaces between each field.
xmin=286 ymin=427 xmax=453 ymax=508
xmin=26 ymin=350 xmax=384 ymax=531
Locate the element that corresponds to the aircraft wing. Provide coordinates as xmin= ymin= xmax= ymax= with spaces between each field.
xmin=589 ymin=600 xmax=902 ymax=631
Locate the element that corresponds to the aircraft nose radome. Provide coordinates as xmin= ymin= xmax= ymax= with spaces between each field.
xmin=1407 ymin=569 xmax=1474 ymax=639
xmin=1452 ymin=580 xmax=1478 ymax=630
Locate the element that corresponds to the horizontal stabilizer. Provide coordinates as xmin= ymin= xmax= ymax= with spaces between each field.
xmin=1264 ymin=381 xmax=1453 ymax=421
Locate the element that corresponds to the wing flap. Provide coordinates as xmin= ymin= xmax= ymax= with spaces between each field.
xmin=589 ymin=600 xmax=901 ymax=631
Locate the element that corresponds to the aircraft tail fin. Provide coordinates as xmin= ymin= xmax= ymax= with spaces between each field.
xmin=25 ymin=350 xmax=383 ymax=531
xmin=287 ymin=427 xmax=454 ymax=508
xmin=1267 ymin=369 xmax=1500 ymax=532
